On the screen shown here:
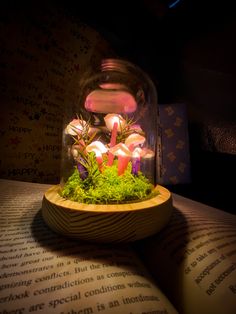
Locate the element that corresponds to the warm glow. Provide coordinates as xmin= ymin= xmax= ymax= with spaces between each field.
xmin=104 ymin=114 xmax=126 ymax=132
xmin=132 ymin=147 xmax=142 ymax=158
xmin=65 ymin=119 xmax=86 ymax=136
xmin=86 ymin=141 xmax=108 ymax=155
xmin=108 ymin=144 xmax=132 ymax=175
xmin=125 ymin=133 xmax=146 ymax=148
xmin=109 ymin=143 xmax=132 ymax=157
xmin=86 ymin=141 xmax=108 ymax=168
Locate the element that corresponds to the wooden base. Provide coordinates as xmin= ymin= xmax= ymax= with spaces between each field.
xmin=42 ymin=185 xmax=173 ymax=243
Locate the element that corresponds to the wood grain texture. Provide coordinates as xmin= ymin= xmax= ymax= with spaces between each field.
xmin=42 ymin=185 xmax=173 ymax=243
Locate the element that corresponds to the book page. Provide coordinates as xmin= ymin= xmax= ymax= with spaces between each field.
xmin=138 ymin=194 xmax=236 ymax=314
xmin=0 ymin=179 xmax=177 ymax=314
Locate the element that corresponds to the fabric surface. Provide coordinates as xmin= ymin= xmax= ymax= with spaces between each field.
xmin=157 ymin=103 xmax=191 ymax=185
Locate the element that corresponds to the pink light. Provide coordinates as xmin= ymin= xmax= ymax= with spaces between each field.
xmin=130 ymin=124 xmax=143 ymax=133
xmin=85 ymin=90 xmax=137 ymax=113
xmin=109 ymin=143 xmax=132 ymax=175
xmin=107 ymin=153 xmax=114 ymax=166
xmin=118 ymin=154 xmax=130 ymax=176
xmin=99 ymin=83 xmax=126 ymax=90
xmin=95 ymin=151 xmax=103 ymax=167
xmin=107 ymin=121 xmax=118 ymax=166
xmin=110 ymin=122 xmax=118 ymax=147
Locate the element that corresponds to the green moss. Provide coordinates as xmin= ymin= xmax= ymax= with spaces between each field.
xmin=61 ymin=154 xmax=158 ymax=204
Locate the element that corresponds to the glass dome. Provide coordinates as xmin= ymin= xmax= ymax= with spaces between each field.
xmin=60 ymin=59 xmax=158 ymax=204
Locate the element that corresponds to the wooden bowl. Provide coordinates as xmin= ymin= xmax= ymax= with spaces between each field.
xmin=42 ymin=185 xmax=172 ymax=243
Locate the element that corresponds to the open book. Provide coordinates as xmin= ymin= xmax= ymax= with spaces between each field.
xmin=0 ymin=179 xmax=236 ymax=314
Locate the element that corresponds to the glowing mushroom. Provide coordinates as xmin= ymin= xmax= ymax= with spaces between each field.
xmin=65 ymin=118 xmax=86 ymax=136
xmin=129 ymin=124 xmax=143 ymax=133
xmin=86 ymin=141 xmax=108 ymax=167
xmin=109 ymin=143 xmax=132 ymax=175
xmin=125 ymin=133 xmax=146 ymax=151
xmin=141 ymin=148 xmax=155 ymax=159
xmin=104 ymin=114 xmax=126 ymax=132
